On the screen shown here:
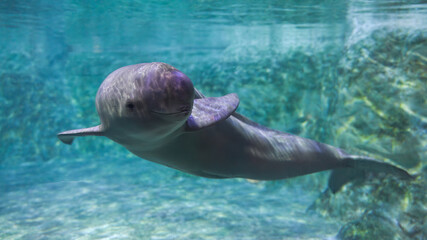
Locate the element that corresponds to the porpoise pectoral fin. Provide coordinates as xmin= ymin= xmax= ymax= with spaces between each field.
xmin=194 ymin=87 xmax=206 ymax=99
xmin=57 ymin=125 xmax=104 ymax=145
xmin=186 ymin=93 xmax=239 ymax=131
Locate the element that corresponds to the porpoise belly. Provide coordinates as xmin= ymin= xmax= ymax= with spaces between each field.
xmin=130 ymin=115 xmax=347 ymax=180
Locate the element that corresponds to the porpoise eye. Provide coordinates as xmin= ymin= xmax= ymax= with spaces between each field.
xmin=126 ymin=101 xmax=135 ymax=112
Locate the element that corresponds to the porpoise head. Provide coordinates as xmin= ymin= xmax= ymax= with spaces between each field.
xmin=95 ymin=62 xmax=195 ymax=144
xmin=58 ymin=62 xmax=239 ymax=147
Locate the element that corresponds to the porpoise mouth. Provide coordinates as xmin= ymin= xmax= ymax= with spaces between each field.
xmin=150 ymin=106 xmax=191 ymax=118
xmin=150 ymin=110 xmax=189 ymax=116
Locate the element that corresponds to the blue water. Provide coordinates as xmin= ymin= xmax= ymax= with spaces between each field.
xmin=1 ymin=1 xmax=426 ymax=239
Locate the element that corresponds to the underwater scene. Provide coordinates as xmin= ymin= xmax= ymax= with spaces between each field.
xmin=0 ymin=0 xmax=426 ymax=239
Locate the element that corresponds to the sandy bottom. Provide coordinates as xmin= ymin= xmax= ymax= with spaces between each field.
xmin=0 ymin=156 xmax=340 ymax=240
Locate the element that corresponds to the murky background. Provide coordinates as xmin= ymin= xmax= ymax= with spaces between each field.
xmin=1 ymin=0 xmax=426 ymax=239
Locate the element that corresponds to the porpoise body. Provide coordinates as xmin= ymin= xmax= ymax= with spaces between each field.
xmin=58 ymin=62 xmax=412 ymax=192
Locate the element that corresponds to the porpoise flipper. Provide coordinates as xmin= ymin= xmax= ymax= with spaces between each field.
xmin=186 ymin=93 xmax=239 ymax=131
xmin=195 ymin=88 xmax=268 ymax=130
xmin=57 ymin=125 xmax=104 ymax=145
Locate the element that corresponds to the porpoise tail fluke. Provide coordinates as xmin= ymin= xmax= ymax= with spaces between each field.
xmin=328 ymin=155 xmax=414 ymax=193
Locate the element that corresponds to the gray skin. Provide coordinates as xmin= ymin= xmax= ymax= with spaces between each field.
xmin=58 ymin=62 xmax=412 ymax=192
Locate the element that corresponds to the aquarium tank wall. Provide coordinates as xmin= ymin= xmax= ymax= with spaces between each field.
xmin=0 ymin=0 xmax=426 ymax=239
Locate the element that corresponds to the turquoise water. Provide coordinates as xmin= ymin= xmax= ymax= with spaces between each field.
xmin=1 ymin=0 xmax=426 ymax=239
